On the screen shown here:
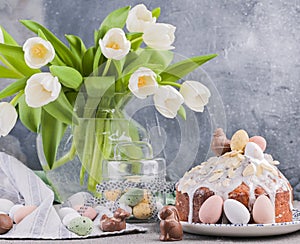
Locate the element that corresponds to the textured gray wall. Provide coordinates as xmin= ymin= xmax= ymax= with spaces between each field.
xmin=1 ymin=0 xmax=300 ymax=198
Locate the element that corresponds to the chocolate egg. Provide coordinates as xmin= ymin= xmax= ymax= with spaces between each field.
xmin=224 ymin=199 xmax=250 ymax=224
xmin=249 ymin=136 xmax=267 ymax=152
xmin=230 ymin=130 xmax=249 ymax=151
xmin=252 ymin=195 xmax=275 ymax=224
xmin=199 ymin=195 xmax=223 ymax=224
xmin=0 ymin=214 xmax=13 ymax=234
xmin=244 ymin=142 xmax=264 ymax=160
xmin=0 ymin=199 xmax=14 ymax=214
xmin=74 ymin=205 xmax=98 ymax=220
xmin=13 ymin=205 xmax=37 ymax=224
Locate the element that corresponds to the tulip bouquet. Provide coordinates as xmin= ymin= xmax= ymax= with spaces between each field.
xmin=0 ymin=4 xmax=216 ymax=192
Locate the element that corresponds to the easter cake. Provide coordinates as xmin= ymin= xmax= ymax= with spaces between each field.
xmin=175 ymin=129 xmax=293 ymax=224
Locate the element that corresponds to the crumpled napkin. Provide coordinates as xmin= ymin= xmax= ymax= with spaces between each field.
xmin=0 ymin=152 xmax=146 ymax=239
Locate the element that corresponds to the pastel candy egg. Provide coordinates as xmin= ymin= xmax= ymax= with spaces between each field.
xmin=252 ymin=195 xmax=275 ymax=224
xmin=224 ymin=199 xmax=250 ymax=224
xmin=244 ymin=142 xmax=264 ymax=160
xmin=119 ymin=188 xmax=144 ymax=207
xmin=104 ymin=190 xmax=121 ymax=201
xmin=62 ymin=212 xmax=81 ymax=226
xmin=132 ymin=202 xmax=152 ymax=219
xmin=199 ymin=195 xmax=223 ymax=224
xmin=58 ymin=207 xmax=78 ymax=219
xmin=9 ymin=204 xmax=23 ymax=220
xmin=249 ymin=136 xmax=267 ymax=152
xmin=14 ymin=205 xmax=37 ymax=224
xmin=230 ymin=130 xmax=249 ymax=151
xmin=0 ymin=214 xmax=13 ymax=234
xmin=74 ymin=205 xmax=98 ymax=220
xmin=0 ymin=199 xmax=14 ymax=214
xmin=67 ymin=216 xmax=93 ymax=236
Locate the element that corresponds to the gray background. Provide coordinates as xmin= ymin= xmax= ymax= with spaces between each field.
xmin=1 ymin=0 xmax=300 ymax=198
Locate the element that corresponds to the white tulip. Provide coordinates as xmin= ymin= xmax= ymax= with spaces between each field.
xmin=0 ymin=27 xmax=4 ymax=44
xmin=143 ymin=23 xmax=176 ymax=50
xmin=25 ymin=73 xmax=61 ymax=108
xmin=128 ymin=67 xmax=158 ymax=99
xmin=153 ymin=85 xmax=184 ymax=118
xmin=23 ymin=37 xmax=55 ymax=69
xmin=126 ymin=4 xmax=156 ymax=32
xmin=180 ymin=80 xmax=211 ymax=112
xmin=99 ymin=28 xmax=131 ymax=60
xmin=0 ymin=102 xmax=18 ymax=137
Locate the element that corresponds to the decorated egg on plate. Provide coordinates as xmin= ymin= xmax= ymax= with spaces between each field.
xmin=199 ymin=195 xmax=223 ymax=224
xmin=0 ymin=199 xmax=14 ymax=214
xmin=73 ymin=205 xmax=98 ymax=220
xmin=224 ymin=199 xmax=250 ymax=224
xmin=62 ymin=212 xmax=81 ymax=226
xmin=67 ymin=216 xmax=93 ymax=236
xmin=14 ymin=205 xmax=37 ymax=224
xmin=252 ymin=195 xmax=275 ymax=224
xmin=58 ymin=207 xmax=78 ymax=219
xmin=0 ymin=214 xmax=13 ymax=234
xmin=9 ymin=204 xmax=23 ymax=220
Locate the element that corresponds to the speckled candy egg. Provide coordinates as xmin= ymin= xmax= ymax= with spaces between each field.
xmin=0 ymin=199 xmax=14 ymax=214
xmin=249 ymin=136 xmax=267 ymax=152
xmin=199 ymin=195 xmax=223 ymax=224
xmin=252 ymin=195 xmax=275 ymax=224
xmin=104 ymin=190 xmax=121 ymax=201
xmin=58 ymin=207 xmax=78 ymax=219
xmin=119 ymin=188 xmax=144 ymax=207
xmin=13 ymin=205 xmax=37 ymax=224
xmin=0 ymin=214 xmax=13 ymax=234
xmin=74 ymin=205 xmax=98 ymax=220
xmin=224 ymin=199 xmax=250 ymax=224
xmin=132 ymin=202 xmax=152 ymax=219
xmin=62 ymin=212 xmax=81 ymax=226
xmin=230 ymin=130 xmax=249 ymax=151
xmin=67 ymin=216 xmax=93 ymax=236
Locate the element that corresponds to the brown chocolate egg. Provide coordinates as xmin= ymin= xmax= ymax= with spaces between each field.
xmin=0 ymin=214 xmax=13 ymax=234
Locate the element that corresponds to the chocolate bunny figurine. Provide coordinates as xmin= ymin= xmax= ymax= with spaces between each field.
xmin=100 ymin=208 xmax=130 ymax=232
xmin=159 ymin=206 xmax=183 ymax=241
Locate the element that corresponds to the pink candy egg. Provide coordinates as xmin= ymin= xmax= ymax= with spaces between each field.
xmin=252 ymin=195 xmax=275 ymax=224
xmin=199 ymin=195 xmax=223 ymax=224
xmin=14 ymin=205 xmax=37 ymax=224
xmin=249 ymin=136 xmax=267 ymax=152
xmin=73 ymin=205 xmax=98 ymax=220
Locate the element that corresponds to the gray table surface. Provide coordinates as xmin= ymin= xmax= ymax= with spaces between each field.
xmin=1 ymin=202 xmax=300 ymax=244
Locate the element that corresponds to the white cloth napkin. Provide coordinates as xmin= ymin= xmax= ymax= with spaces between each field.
xmin=0 ymin=152 xmax=146 ymax=239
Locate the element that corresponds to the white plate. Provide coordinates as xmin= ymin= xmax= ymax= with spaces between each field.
xmin=181 ymin=209 xmax=300 ymax=237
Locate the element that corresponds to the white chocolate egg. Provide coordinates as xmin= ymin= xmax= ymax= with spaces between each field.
xmin=58 ymin=207 xmax=78 ymax=219
xmin=249 ymin=136 xmax=267 ymax=152
xmin=244 ymin=142 xmax=264 ymax=160
xmin=199 ymin=195 xmax=223 ymax=224
xmin=224 ymin=199 xmax=250 ymax=224
xmin=0 ymin=199 xmax=14 ymax=214
xmin=62 ymin=212 xmax=81 ymax=226
xmin=252 ymin=195 xmax=275 ymax=224
xmin=9 ymin=204 xmax=23 ymax=220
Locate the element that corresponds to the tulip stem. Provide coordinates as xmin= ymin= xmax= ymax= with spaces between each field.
xmin=102 ymin=58 xmax=112 ymax=76
xmin=10 ymin=91 xmax=24 ymax=106
xmin=159 ymin=81 xmax=181 ymax=89
xmin=51 ymin=140 xmax=77 ymax=170
xmin=131 ymin=36 xmax=143 ymax=45
xmin=0 ymin=56 xmax=24 ymax=78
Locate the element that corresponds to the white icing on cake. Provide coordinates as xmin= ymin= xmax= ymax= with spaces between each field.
xmin=177 ymin=151 xmax=293 ymax=223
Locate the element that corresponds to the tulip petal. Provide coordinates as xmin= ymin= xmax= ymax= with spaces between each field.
xmin=0 ymin=102 xmax=18 ymax=137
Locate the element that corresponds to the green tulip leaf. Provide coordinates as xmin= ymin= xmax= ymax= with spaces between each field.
xmin=0 ymin=43 xmax=39 ymax=76
xmin=20 ymin=20 xmax=78 ymax=68
xmin=0 ymin=26 xmax=18 ymax=46
xmin=41 ymin=109 xmax=67 ymax=169
xmin=126 ymin=32 xmax=143 ymax=51
xmin=0 ymin=65 xmax=23 ymax=79
xmin=152 ymin=7 xmax=161 ymax=19
xmin=177 ymin=105 xmax=186 ymax=120
xmin=18 ymin=94 xmax=41 ymax=132
xmin=96 ymin=6 xmax=130 ymax=44
xmin=43 ymin=91 xmax=78 ymax=125
xmin=160 ymin=54 xmax=218 ymax=82
xmin=50 ymin=65 xmax=83 ymax=90
xmin=0 ymin=77 xmax=27 ymax=99
xmin=82 ymin=47 xmax=95 ymax=77
xmin=92 ymin=46 xmax=103 ymax=75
